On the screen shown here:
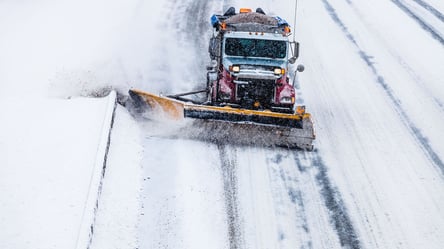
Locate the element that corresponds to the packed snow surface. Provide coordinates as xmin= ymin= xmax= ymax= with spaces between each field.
xmin=0 ymin=96 xmax=115 ymax=249
xmin=1 ymin=0 xmax=444 ymax=249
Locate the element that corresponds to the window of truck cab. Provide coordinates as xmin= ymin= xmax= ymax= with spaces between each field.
xmin=224 ymin=37 xmax=287 ymax=59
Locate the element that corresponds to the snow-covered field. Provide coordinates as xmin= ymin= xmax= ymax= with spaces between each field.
xmin=1 ymin=0 xmax=444 ymax=249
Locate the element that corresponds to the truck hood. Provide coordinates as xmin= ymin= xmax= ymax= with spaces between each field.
xmin=223 ymin=57 xmax=287 ymax=69
xmin=223 ymin=57 xmax=287 ymax=79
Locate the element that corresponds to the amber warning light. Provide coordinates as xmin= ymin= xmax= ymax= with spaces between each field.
xmin=240 ymin=8 xmax=252 ymax=13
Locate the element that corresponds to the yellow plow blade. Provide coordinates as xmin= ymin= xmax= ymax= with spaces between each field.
xmin=129 ymin=89 xmax=315 ymax=150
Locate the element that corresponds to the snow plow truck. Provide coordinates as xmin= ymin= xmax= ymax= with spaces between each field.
xmin=129 ymin=7 xmax=315 ymax=150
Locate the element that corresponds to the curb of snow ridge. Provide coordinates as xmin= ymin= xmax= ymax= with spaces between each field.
xmin=75 ymin=91 xmax=117 ymax=249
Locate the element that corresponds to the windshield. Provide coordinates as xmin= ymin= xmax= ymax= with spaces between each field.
xmin=225 ymin=38 xmax=287 ymax=59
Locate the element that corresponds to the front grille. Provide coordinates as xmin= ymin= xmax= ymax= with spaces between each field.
xmin=236 ymin=78 xmax=275 ymax=107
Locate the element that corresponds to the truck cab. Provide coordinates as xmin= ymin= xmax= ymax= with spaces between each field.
xmin=207 ymin=8 xmax=301 ymax=113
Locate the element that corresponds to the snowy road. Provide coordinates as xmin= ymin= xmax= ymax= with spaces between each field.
xmin=133 ymin=0 xmax=444 ymax=248
xmin=2 ymin=0 xmax=443 ymax=248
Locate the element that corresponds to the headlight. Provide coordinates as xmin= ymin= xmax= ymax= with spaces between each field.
xmin=280 ymin=97 xmax=295 ymax=104
xmin=230 ymin=65 xmax=240 ymax=72
xmin=274 ymin=68 xmax=285 ymax=75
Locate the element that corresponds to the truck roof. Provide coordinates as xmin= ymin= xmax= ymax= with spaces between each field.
xmin=225 ymin=12 xmax=278 ymax=26
xmin=223 ymin=31 xmax=289 ymax=41
xmin=211 ymin=10 xmax=291 ymax=35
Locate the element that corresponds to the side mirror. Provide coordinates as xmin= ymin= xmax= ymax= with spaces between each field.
xmin=297 ymin=64 xmax=305 ymax=72
xmin=209 ymin=37 xmax=219 ymax=60
xmin=206 ymin=60 xmax=217 ymax=71
xmin=288 ymin=42 xmax=300 ymax=64
xmin=291 ymin=64 xmax=305 ymax=86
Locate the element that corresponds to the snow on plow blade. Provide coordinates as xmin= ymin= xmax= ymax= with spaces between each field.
xmin=129 ymin=89 xmax=315 ymax=150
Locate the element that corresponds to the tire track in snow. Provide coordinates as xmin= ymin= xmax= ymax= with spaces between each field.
xmin=218 ymin=144 xmax=243 ymax=249
xmin=299 ymin=151 xmax=361 ymax=249
xmin=390 ymin=0 xmax=444 ymax=45
xmin=183 ymin=0 xmax=212 ymax=61
xmin=149 ymin=0 xmax=214 ymax=93
xmin=321 ymin=0 xmax=444 ymax=176
xmin=411 ymin=0 xmax=444 ymax=22
xmin=267 ymin=152 xmax=313 ymax=248
xmin=344 ymin=0 xmax=444 ymax=114
xmin=180 ymin=0 xmax=222 ymax=89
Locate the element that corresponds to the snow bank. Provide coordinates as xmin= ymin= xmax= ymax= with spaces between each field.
xmin=0 ymin=93 xmax=116 ymax=249
xmin=89 ymin=105 xmax=143 ymax=249
xmin=75 ymin=91 xmax=117 ymax=249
